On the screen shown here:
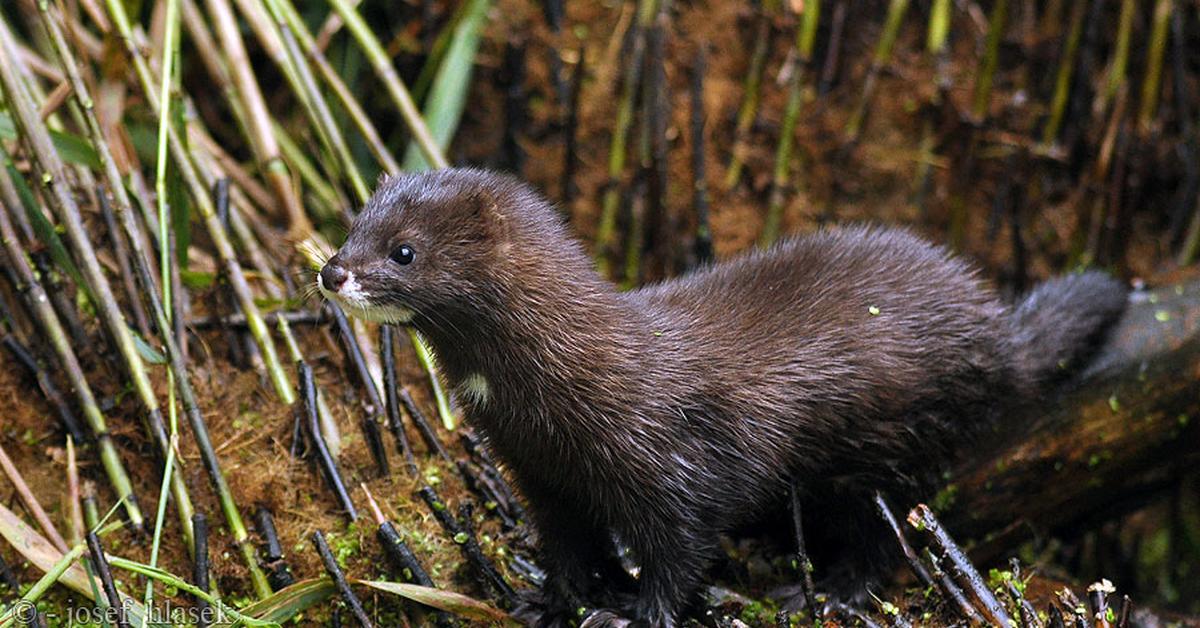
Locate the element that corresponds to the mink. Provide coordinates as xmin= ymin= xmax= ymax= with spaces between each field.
xmin=317 ymin=168 xmax=1127 ymax=626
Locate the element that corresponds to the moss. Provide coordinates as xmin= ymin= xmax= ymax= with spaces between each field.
xmin=931 ymin=484 xmax=958 ymax=512
xmin=327 ymin=524 xmax=364 ymax=569
xmin=738 ymin=598 xmax=779 ymax=626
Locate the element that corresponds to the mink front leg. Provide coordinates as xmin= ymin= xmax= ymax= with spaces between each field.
xmin=624 ymin=512 xmax=719 ymax=627
xmin=522 ymin=489 xmax=634 ymax=625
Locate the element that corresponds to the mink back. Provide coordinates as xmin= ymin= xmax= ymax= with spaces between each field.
xmin=622 ymin=227 xmax=1026 ymax=511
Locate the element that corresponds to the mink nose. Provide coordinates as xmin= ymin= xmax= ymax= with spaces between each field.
xmin=320 ymin=262 xmax=348 ymax=292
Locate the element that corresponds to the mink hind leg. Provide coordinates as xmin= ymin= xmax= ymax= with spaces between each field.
xmin=802 ymin=489 xmax=903 ymax=603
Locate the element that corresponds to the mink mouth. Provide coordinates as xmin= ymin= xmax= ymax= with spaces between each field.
xmin=316 ymin=273 xmax=416 ymax=325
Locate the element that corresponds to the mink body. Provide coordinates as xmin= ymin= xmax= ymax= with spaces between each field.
xmin=318 ymin=169 xmax=1128 ymax=627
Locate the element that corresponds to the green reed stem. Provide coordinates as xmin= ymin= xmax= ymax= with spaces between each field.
xmin=596 ymin=0 xmax=655 ymax=277
xmin=1137 ymin=0 xmax=1172 ymax=133
xmin=761 ymin=0 xmax=820 ymax=247
xmin=971 ymin=0 xmax=1008 ymax=121
xmin=724 ymin=0 xmax=780 ymax=189
xmin=326 ymin=0 xmax=448 ymax=169
xmin=39 ymin=0 xmax=272 ymax=596
xmin=0 ymin=12 xmax=196 ymax=547
xmin=1041 ymin=0 xmax=1087 ymax=145
xmin=844 ymin=0 xmax=910 ymax=141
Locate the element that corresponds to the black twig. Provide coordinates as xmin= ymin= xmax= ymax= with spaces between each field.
xmin=381 ymin=325 xmax=418 ymax=476
xmin=29 ymin=252 xmax=86 ymax=348
xmin=788 ymin=484 xmax=816 ymax=610
xmin=1006 ymin=559 xmax=1040 ymax=628
xmin=255 ymin=505 xmax=294 ymax=590
xmin=289 ymin=407 xmax=304 ymax=459
xmin=376 ymin=518 xmax=455 ymax=626
xmin=378 ymin=520 xmax=436 ymax=588
xmin=507 ymin=554 xmax=545 ymax=587
xmin=0 ymin=550 xmax=20 ymax=597
xmin=817 ymin=0 xmax=847 ymax=96
xmin=1116 ymin=596 xmax=1131 ymax=628
xmin=1008 ymin=164 xmax=1029 ymax=294
xmin=1063 ymin=0 xmax=1106 ymax=160
xmin=298 ymin=361 xmax=358 ymax=519
xmin=923 ymin=546 xmax=978 ymax=622
xmin=211 ymin=179 xmax=258 ymax=370
xmin=883 ymin=608 xmax=913 ymax=628
xmin=360 ymin=484 xmax=440 ymax=592
xmin=313 ymin=531 xmax=374 ymax=628
xmin=541 ymin=0 xmax=569 ymax=110
xmin=689 ymin=45 xmax=713 ymax=266
xmin=1167 ymin=4 xmax=1197 ymax=245
xmin=329 ymin=303 xmax=389 ymax=476
xmin=872 ymin=492 xmax=933 ymax=588
xmin=459 ymin=430 xmax=525 ymax=523
xmin=500 ymin=40 xmax=528 ymax=174
xmin=186 ymin=310 xmax=327 ymax=329
xmin=457 ymin=503 xmax=517 ymax=604
xmin=86 ymin=531 xmax=129 ymax=628
xmin=2 ymin=335 xmax=87 ymax=443
xmin=908 ymin=505 xmax=1011 ymax=626
xmin=458 ymin=429 xmax=498 ymax=469
xmin=1057 ymin=588 xmax=1089 ymax=628
xmin=255 ymin=506 xmax=284 ymax=563
xmin=1049 ymin=604 xmax=1067 ymax=628
xmin=639 ymin=0 xmax=672 ymax=281
xmin=400 ymin=388 xmax=452 ymax=463
xmin=1088 ymin=581 xmax=1112 ymax=628
xmin=418 ymin=486 xmax=514 ymax=604
xmin=456 ymin=460 xmax=518 ymax=530
xmin=97 ymin=188 xmax=151 ymax=336
xmin=192 ymin=514 xmax=211 ymax=628
xmin=561 ymin=47 xmax=585 ymax=207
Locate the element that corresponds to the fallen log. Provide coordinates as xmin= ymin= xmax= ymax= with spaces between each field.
xmin=944 ymin=277 xmax=1200 ymax=560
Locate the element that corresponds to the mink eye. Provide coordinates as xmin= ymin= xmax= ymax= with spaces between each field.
xmin=390 ymin=244 xmax=415 ymax=265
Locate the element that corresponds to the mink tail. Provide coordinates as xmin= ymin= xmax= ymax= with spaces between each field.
xmin=1008 ymin=270 xmax=1128 ymax=389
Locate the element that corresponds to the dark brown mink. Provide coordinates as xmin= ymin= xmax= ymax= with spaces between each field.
xmin=317 ymin=168 xmax=1128 ymax=627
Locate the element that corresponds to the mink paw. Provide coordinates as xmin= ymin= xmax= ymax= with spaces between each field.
xmin=512 ymin=586 xmax=586 ymax=628
xmin=579 ymin=609 xmax=635 ymax=628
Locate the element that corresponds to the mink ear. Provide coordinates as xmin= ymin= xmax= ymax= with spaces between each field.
xmin=467 ymin=188 xmax=509 ymax=241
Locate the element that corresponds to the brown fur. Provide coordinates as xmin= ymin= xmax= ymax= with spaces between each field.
xmin=321 ymin=169 xmax=1127 ymax=626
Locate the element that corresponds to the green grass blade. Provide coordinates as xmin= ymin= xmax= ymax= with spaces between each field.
xmin=402 ymin=0 xmax=491 ymax=171
xmin=0 ymin=503 xmax=167 ymax=628
xmin=2 ymin=155 xmax=89 ymax=299
xmin=240 ymin=578 xmax=337 ymax=623
xmin=358 ymin=579 xmax=515 ymax=624
xmin=0 ymin=112 xmax=100 ymax=168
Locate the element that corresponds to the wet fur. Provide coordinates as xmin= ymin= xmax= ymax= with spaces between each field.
xmin=322 ymin=169 xmax=1128 ymax=626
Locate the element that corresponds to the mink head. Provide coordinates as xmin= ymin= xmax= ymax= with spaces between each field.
xmin=317 ymin=169 xmax=548 ymax=329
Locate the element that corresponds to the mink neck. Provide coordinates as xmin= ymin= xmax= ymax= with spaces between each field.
xmin=415 ymin=254 xmax=643 ymax=397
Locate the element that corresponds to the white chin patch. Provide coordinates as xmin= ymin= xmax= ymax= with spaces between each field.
xmin=351 ymin=304 xmax=416 ymax=324
xmin=318 ymin=270 xmax=415 ymax=324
